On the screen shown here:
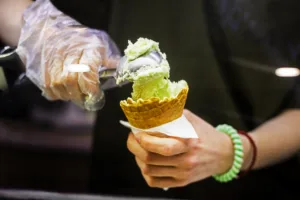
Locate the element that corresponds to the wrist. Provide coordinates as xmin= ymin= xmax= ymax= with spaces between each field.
xmin=240 ymin=134 xmax=252 ymax=170
xmin=217 ymin=133 xmax=252 ymax=174
xmin=216 ymin=131 xmax=234 ymax=174
xmin=0 ymin=0 xmax=32 ymax=46
xmin=213 ymin=124 xmax=244 ymax=182
xmin=218 ymin=128 xmax=254 ymax=171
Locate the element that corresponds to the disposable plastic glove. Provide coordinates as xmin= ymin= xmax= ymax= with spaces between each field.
xmin=16 ymin=0 xmax=120 ymax=111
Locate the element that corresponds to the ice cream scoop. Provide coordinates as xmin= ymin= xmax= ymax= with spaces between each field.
xmin=117 ymin=37 xmax=189 ymax=129
xmin=115 ymin=50 xmax=164 ymax=82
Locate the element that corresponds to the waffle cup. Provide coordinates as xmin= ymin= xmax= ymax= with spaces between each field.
xmin=120 ymin=87 xmax=189 ymax=130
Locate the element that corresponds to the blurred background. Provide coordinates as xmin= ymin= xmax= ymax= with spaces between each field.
xmin=1 ymin=0 xmax=300 ymax=199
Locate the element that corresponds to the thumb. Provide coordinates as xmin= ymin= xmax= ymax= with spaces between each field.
xmin=183 ymin=109 xmax=214 ymax=132
xmin=183 ymin=109 xmax=201 ymax=126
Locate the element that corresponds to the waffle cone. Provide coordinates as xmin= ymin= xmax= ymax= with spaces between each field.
xmin=120 ymin=87 xmax=188 ymax=129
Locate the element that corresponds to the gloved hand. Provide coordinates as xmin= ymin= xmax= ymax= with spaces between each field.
xmin=16 ymin=0 xmax=120 ymax=111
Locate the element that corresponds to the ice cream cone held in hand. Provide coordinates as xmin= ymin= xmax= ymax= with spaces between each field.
xmin=116 ymin=38 xmax=189 ymax=129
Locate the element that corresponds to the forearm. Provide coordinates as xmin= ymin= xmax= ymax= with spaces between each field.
xmin=242 ymin=109 xmax=300 ymax=170
xmin=0 ymin=0 xmax=32 ymax=46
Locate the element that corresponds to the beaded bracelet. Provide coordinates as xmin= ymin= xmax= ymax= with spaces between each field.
xmin=213 ymin=124 xmax=244 ymax=183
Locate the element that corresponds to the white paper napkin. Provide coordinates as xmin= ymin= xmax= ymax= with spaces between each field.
xmin=120 ymin=115 xmax=198 ymax=139
xmin=120 ymin=115 xmax=198 ymax=191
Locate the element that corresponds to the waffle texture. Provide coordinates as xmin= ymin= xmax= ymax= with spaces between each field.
xmin=120 ymin=87 xmax=189 ymax=129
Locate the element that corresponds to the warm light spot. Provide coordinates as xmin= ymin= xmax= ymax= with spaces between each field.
xmin=275 ymin=67 xmax=300 ymax=77
xmin=66 ymin=64 xmax=90 ymax=72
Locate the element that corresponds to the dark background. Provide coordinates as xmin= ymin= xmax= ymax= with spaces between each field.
xmin=1 ymin=0 xmax=300 ymax=200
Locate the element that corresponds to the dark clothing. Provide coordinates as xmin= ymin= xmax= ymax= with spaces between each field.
xmin=88 ymin=0 xmax=300 ymax=199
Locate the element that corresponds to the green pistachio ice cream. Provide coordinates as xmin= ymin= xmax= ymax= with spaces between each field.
xmin=117 ymin=38 xmax=187 ymax=100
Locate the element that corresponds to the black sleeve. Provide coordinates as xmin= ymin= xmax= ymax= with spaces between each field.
xmin=51 ymin=0 xmax=112 ymax=31
xmin=291 ymin=79 xmax=300 ymax=109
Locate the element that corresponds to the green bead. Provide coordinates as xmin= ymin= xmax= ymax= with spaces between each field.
xmin=231 ymin=166 xmax=239 ymax=174
xmin=233 ymin=162 xmax=242 ymax=169
xmin=227 ymin=171 xmax=234 ymax=178
xmin=235 ymin=150 xmax=244 ymax=157
xmin=213 ymin=124 xmax=244 ymax=183
xmin=216 ymin=176 xmax=223 ymax=182
xmin=234 ymin=155 xmax=243 ymax=163
xmin=222 ymin=174 xmax=230 ymax=181
xmin=231 ymin=134 xmax=239 ymax=139
xmin=233 ymin=139 xmax=242 ymax=145
xmin=234 ymin=144 xmax=243 ymax=151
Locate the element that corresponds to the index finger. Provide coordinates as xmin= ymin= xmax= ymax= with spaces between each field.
xmin=78 ymin=48 xmax=101 ymax=96
xmin=136 ymin=132 xmax=190 ymax=156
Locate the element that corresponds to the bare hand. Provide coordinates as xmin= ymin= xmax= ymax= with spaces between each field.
xmin=127 ymin=109 xmax=240 ymax=188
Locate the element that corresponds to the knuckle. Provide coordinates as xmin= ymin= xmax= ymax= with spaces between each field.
xmin=126 ymin=138 xmax=132 ymax=152
xmin=43 ymin=90 xmax=56 ymax=100
xmin=142 ymin=165 xmax=151 ymax=175
xmin=64 ymin=76 xmax=76 ymax=86
xmin=51 ymin=81 xmax=61 ymax=88
xmin=185 ymin=156 xmax=199 ymax=169
xmin=126 ymin=135 xmax=134 ymax=150
xmin=143 ymin=152 xmax=153 ymax=163
xmin=44 ymin=84 xmax=51 ymax=89
xmin=140 ymin=138 xmax=151 ymax=148
xmin=191 ymin=142 xmax=202 ymax=152
xmin=146 ymin=178 xmax=156 ymax=188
